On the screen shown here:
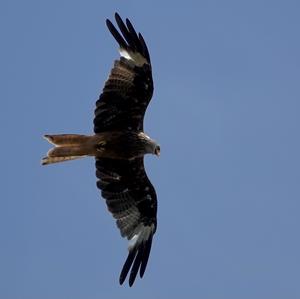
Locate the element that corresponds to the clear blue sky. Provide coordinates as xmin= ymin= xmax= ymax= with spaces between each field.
xmin=1 ymin=0 xmax=300 ymax=298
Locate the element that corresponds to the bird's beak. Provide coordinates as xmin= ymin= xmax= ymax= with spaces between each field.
xmin=155 ymin=148 xmax=160 ymax=157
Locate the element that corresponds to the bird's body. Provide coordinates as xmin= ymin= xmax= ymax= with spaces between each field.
xmin=42 ymin=13 xmax=159 ymax=287
xmin=42 ymin=131 xmax=158 ymax=164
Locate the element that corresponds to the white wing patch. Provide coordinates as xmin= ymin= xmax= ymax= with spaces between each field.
xmin=128 ymin=224 xmax=154 ymax=250
xmin=119 ymin=48 xmax=148 ymax=67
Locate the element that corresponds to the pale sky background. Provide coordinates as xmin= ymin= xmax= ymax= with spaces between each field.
xmin=1 ymin=0 xmax=300 ymax=298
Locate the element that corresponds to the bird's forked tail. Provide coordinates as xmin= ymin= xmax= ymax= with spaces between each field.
xmin=41 ymin=134 xmax=93 ymax=165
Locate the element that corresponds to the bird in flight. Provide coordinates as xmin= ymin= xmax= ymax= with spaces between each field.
xmin=42 ymin=13 xmax=159 ymax=287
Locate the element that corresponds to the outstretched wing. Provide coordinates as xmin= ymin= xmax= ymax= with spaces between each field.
xmin=95 ymin=157 xmax=157 ymax=286
xmin=94 ymin=13 xmax=154 ymax=133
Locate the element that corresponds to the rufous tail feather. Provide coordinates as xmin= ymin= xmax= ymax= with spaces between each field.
xmin=44 ymin=134 xmax=91 ymax=146
xmin=42 ymin=134 xmax=92 ymax=165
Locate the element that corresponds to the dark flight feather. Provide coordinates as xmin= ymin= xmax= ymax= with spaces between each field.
xmin=138 ymin=33 xmax=151 ymax=63
xmin=106 ymin=19 xmax=128 ymax=50
xmin=119 ymin=247 xmax=137 ymax=285
xmin=129 ymin=244 xmax=144 ymax=286
xmin=126 ymin=18 xmax=143 ymax=54
xmin=139 ymin=236 xmax=152 ymax=278
xmin=115 ymin=13 xmax=136 ymax=50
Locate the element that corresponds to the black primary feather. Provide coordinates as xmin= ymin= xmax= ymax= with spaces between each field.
xmin=126 ymin=18 xmax=143 ymax=54
xmin=115 ymin=13 xmax=136 ymax=51
xmin=119 ymin=248 xmax=137 ymax=285
xmin=140 ymin=236 xmax=152 ymax=278
xmin=139 ymin=33 xmax=151 ymax=63
xmin=129 ymin=245 xmax=144 ymax=286
xmin=106 ymin=19 xmax=128 ymax=50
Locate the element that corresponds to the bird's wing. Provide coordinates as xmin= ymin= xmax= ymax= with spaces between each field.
xmin=95 ymin=157 xmax=157 ymax=286
xmin=94 ymin=13 xmax=153 ymax=133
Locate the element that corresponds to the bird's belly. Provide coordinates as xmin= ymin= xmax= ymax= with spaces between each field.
xmin=94 ymin=132 xmax=145 ymax=160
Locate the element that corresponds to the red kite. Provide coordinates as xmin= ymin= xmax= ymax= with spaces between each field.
xmin=42 ymin=13 xmax=159 ymax=286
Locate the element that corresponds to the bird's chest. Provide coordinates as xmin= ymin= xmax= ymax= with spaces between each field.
xmin=95 ymin=132 xmax=146 ymax=159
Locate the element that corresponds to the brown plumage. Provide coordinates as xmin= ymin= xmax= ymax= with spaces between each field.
xmin=42 ymin=13 xmax=159 ymax=287
xmin=42 ymin=131 xmax=159 ymax=165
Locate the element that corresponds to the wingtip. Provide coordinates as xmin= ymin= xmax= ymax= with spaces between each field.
xmin=119 ymin=276 xmax=134 ymax=287
xmin=128 ymin=279 xmax=134 ymax=287
xmin=119 ymin=249 xmax=134 ymax=283
xmin=115 ymin=12 xmax=121 ymax=22
xmin=125 ymin=18 xmax=131 ymax=26
xmin=128 ymin=248 xmax=143 ymax=287
xmin=119 ymin=275 xmax=125 ymax=286
xmin=139 ymin=237 xmax=152 ymax=278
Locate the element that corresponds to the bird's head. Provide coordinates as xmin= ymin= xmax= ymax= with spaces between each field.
xmin=139 ymin=132 xmax=160 ymax=157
